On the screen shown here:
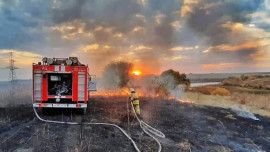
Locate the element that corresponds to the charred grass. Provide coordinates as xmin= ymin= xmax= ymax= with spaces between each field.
xmin=0 ymin=96 xmax=270 ymax=152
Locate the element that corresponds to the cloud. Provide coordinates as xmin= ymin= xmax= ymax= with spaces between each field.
xmin=181 ymin=0 xmax=199 ymax=17
xmin=163 ymin=55 xmax=189 ymax=61
xmin=202 ymin=62 xmax=242 ymax=69
xmin=170 ymin=21 xmax=181 ymax=30
xmin=133 ymin=45 xmax=152 ymax=51
xmin=0 ymin=49 xmax=42 ymax=65
xmin=0 ymin=49 xmax=42 ymax=80
xmin=0 ymin=49 xmax=42 ymax=81
xmin=52 ymin=0 xmax=142 ymax=33
xmin=80 ymin=44 xmax=99 ymax=52
xmin=155 ymin=14 xmax=166 ymax=25
xmin=49 ymin=0 xmax=185 ymax=75
xmin=50 ymin=19 xmax=88 ymax=40
xmin=203 ymin=42 xmax=260 ymax=53
xmin=1 ymin=0 xmax=270 ymax=80
xmin=186 ymin=0 xmax=264 ymax=46
xmin=249 ymin=50 xmax=270 ymax=61
xmin=170 ymin=45 xmax=199 ymax=51
xmin=0 ymin=0 xmax=52 ymax=50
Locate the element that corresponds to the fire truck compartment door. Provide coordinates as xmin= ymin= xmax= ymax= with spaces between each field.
xmin=78 ymin=72 xmax=86 ymax=101
xmin=34 ymin=73 xmax=42 ymax=101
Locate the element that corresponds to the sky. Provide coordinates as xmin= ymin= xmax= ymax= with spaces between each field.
xmin=0 ymin=0 xmax=270 ymax=81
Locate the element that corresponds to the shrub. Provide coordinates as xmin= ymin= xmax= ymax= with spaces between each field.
xmin=255 ymin=81 xmax=263 ymax=89
xmin=222 ymin=77 xmax=243 ymax=86
xmin=241 ymin=75 xmax=249 ymax=81
xmin=193 ymin=86 xmax=217 ymax=95
xmin=161 ymin=69 xmax=190 ymax=87
xmin=211 ymin=88 xmax=230 ymax=96
xmin=247 ymin=75 xmax=257 ymax=81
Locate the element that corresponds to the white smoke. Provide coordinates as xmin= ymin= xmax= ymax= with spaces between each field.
xmin=169 ymin=85 xmax=187 ymax=101
xmin=101 ymin=61 xmax=133 ymax=90
xmin=135 ymin=74 xmax=187 ymax=101
xmin=231 ymin=105 xmax=260 ymax=121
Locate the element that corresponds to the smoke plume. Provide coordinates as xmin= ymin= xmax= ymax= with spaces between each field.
xmin=101 ymin=61 xmax=133 ymax=90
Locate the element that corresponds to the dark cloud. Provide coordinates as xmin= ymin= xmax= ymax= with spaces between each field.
xmin=147 ymin=16 xmax=174 ymax=49
xmin=201 ymin=49 xmax=258 ymax=64
xmin=147 ymin=0 xmax=183 ymax=14
xmin=53 ymin=0 xmax=142 ymax=33
xmin=186 ymin=0 xmax=264 ymax=46
xmin=52 ymin=0 xmax=87 ymax=24
xmin=49 ymin=0 xmax=184 ymax=73
xmin=0 ymin=0 xmax=52 ymax=50
xmin=184 ymin=0 xmax=264 ymax=67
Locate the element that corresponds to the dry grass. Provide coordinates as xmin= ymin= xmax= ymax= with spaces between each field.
xmin=230 ymin=92 xmax=270 ymax=110
xmin=0 ymin=83 xmax=32 ymax=107
xmin=185 ymin=91 xmax=270 ymax=117
xmin=193 ymin=86 xmax=216 ymax=95
xmin=211 ymin=88 xmax=230 ymax=96
xmin=191 ymin=86 xmax=230 ymax=96
xmin=223 ymin=86 xmax=270 ymax=94
xmin=222 ymin=76 xmax=270 ymax=90
xmin=186 ymin=92 xmax=235 ymax=108
xmin=222 ymin=77 xmax=243 ymax=86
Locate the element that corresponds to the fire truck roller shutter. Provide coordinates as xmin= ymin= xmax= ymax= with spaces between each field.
xmin=78 ymin=72 xmax=86 ymax=101
xmin=34 ymin=72 xmax=42 ymax=101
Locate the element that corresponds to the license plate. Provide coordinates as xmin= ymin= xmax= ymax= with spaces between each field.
xmin=52 ymin=104 xmax=67 ymax=107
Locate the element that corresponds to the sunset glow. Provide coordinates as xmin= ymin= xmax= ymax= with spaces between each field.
xmin=1 ymin=0 xmax=270 ymax=81
xmin=132 ymin=70 xmax=142 ymax=76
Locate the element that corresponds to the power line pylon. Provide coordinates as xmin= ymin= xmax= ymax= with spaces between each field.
xmin=0 ymin=52 xmax=19 ymax=83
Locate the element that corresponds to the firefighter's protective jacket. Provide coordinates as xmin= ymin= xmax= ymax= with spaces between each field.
xmin=131 ymin=92 xmax=139 ymax=105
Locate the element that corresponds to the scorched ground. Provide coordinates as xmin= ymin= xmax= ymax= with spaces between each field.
xmin=0 ymin=96 xmax=269 ymax=152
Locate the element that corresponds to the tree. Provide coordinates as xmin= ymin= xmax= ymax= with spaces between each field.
xmin=160 ymin=69 xmax=190 ymax=88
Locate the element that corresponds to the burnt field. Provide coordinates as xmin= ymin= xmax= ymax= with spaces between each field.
xmin=0 ymin=96 xmax=269 ymax=152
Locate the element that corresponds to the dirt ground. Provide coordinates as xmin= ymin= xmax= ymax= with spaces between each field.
xmin=0 ymin=96 xmax=269 ymax=152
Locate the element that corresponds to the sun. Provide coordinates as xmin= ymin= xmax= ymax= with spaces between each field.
xmin=132 ymin=70 xmax=142 ymax=76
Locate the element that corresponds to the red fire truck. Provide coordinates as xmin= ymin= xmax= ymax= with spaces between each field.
xmin=32 ymin=57 xmax=96 ymax=114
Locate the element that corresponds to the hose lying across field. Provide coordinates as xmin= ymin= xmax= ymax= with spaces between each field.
xmin=32 ymin=101 xmax=165 ymax=152
xmin=130 ymin=102 xmax=165 ymax=151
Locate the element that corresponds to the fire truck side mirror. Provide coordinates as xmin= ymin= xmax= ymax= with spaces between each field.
xmin=89 ymin=76 xmax=91 ymax=81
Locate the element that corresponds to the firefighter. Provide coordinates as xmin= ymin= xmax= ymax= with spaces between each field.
xmin=129 ymin=88 xmax=141 ymax=118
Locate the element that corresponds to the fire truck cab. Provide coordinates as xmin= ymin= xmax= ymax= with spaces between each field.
xmin=32 ymin=57 xmax=96 ymax=114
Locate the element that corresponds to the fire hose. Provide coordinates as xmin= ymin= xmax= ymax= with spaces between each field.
xmin=130 ymin=100 xmax=165 ymax=151
xmin=32 ymin=101 xmax=165 ymax=152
